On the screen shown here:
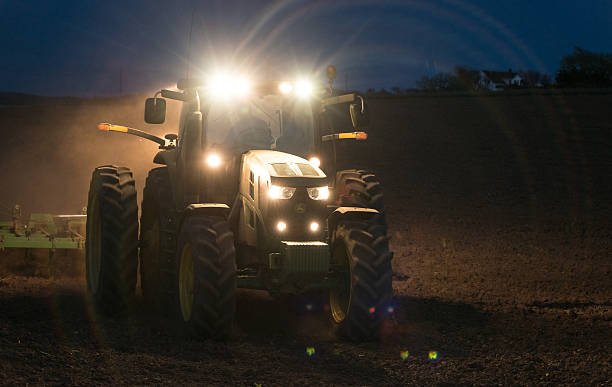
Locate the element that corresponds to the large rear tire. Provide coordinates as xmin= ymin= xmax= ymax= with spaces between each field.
xmin=176 ymin=216 xmax=236 ymax=339
xmin=335 ymin=169 xmax=387 ymax=232
xmin=86 ymin=165 xmax=138 ymax=315
xmin=330 ymin=220 xmax=393 ymax=341
xmin=140 ymin=167 xmax=177 ymax=314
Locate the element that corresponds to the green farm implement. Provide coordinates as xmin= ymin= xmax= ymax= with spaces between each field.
xmin=0 ymin=205 xmax=86 ymax=278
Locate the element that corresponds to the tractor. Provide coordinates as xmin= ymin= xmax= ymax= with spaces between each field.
xmin=85 ymin=66 xmax=392 ymax=340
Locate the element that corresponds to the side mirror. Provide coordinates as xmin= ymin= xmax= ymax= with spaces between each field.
xmin=144 ymin=98 xmax=166 ymax=124
xmin=349 ymin=98 xmax=369 ymax=129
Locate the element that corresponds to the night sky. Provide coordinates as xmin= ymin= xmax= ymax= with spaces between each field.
xmin=1 ymin=0 xmax=610 ymax=96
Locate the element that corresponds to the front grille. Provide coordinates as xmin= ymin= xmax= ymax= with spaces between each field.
xmin=281 ymin=241 xmax=329 ymax=273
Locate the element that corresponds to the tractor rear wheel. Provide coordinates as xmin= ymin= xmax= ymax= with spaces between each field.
xmin=330 ymin=220 xmax=393 ymax=341
xmin=140 ymin=167 xmax=177 ymax=314
xmin=86 ymin=165 xmax=139 ymax=315
xmin=335 ymin=169 xmax=387 ymax=232
xmin=176 ymin=216 xmax=236 ymax=339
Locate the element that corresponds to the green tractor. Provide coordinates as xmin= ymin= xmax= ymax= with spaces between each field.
xmin=86 ymin=67 xmax=392 ymax=340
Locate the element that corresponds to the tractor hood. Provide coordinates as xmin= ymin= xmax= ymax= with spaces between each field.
xmin=245 ymin=150 xmax=327 ymax=186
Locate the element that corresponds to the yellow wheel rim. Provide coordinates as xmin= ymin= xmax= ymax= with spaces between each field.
xmin=179 ymin=243 xmax=194 ymax=322
xmin=330 ymin=242 xmax=351 ymax=323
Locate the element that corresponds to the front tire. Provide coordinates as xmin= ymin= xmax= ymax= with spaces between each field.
xmin=330 ymin=220 xmax=393 ymax=341
xmin=176 ymin=216 xmax=236 ymax=339
xmin=86 ymin=165 xmax=138 ymax=315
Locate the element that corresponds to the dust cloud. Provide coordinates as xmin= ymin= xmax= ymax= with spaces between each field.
xmin=0 ymin=95 xmax=181 ymax=219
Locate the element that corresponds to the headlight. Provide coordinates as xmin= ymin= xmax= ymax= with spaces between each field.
xmin=307 ymin=186 xmax=329 ymax=200
xmin=295 ymin=79 xmax=313 ymax=98
xmin=269 ymin=185 xmax=296 ymax=199
xmin=205 ymin=153 xmax=222 ymax=167
xmin=308 ymin=156 xmax=321 ymax=168
xmin=207 ymin=73 xmax=251 ymax=99
xmin=279 ymin=81 xmax=293 ymax=94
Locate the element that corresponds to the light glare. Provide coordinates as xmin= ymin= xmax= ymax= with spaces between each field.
xmin=207 ymin=73 xmax=251 ymax=99
xmin=269 ymin=185 xmax=295 ymax=199
xmin=279 ymin=81 xmax=293 ymax=94
xmin=309 ymin=222 xmax=319 ymax=232
xmin=206 ymin=154 xmax=221 ymax=167
xmin=277 ymin=221 xmax=287 ymax=232
xmin=307 ymin=186 xmax=329 ymax=200
xmin=308 ymin=157 xmax=321 ymax=168
xmin=295 ymin=79 xmax=313 ymax=98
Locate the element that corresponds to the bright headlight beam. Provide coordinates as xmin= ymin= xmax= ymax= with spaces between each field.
xmin=206 ymin=154 xmax=221 ymax=167
xmin=279 ymin=81 xmax=293 ymax=94
xmin=269 ymin=185 xmax=296 ymax=199
xmin=307 ymin=186 xmax=329 ymax=200
xmin=295 ymin=79 xmax=313 ymax=98
xmin=234 ymin=76 xmax=251 ymax=96
xmin=208 ymin=73 xmax=231 ymax=98
xmin=207 ymin=73 xmax=251 ymax=99
xmin=308 ymin=157 xmax=320 ymax=168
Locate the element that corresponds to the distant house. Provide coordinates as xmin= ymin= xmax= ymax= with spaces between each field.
xmin=478 ymin=69 xmax=523 ymax=91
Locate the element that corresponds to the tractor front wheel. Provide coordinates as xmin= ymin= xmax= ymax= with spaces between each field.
xmin=330 ymin=220 xmax=393 ymax=341
xmin=85 ymin=165 xmax=139 ymax=315
xmin=176 ymin=216 xmax=236 ymax=339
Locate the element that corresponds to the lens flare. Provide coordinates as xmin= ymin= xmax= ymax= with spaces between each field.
xmin=428 ymin=351 xmax=439 ymax=361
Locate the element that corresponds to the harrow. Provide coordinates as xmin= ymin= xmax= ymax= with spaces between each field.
xmin=0 ymin=205 xmax=86 ymax=278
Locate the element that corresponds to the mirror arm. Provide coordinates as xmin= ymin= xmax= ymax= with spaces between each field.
xmin=356 ymin=94 xmax=365 ymax=113
xmin=97 ymin=123 xmax=171 ymax=149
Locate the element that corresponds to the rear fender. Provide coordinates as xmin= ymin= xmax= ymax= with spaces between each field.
xmin=327 ymin=206 xmax=379 ymax=234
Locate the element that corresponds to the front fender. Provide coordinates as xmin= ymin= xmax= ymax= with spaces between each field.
xmin=327 ymin=206 xmax=379 ymax=233
xmin=181 ymin=203 xmax=230 ymax=228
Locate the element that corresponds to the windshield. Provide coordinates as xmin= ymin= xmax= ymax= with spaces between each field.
xmin=203 ymin=92 xmax=315 ymax=157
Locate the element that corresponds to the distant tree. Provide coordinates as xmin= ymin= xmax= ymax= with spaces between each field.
xmin=391 ymin=86 xmax=402 ymax=95
xmin=453 ymin=66 xmax=480 ymax=90
xmin=556 ymin=46 xmax=612 ymax=88
xmin=375 ymin=88 xmax=392 ymax=96
xmin=416 ymin=72 xmax=458 ymax=91
xmin=519 ymin=70 xmax=551 ymax=88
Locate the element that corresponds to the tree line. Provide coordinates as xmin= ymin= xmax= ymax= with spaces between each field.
xmin=372 ymin=46 xmax=612 ymax=94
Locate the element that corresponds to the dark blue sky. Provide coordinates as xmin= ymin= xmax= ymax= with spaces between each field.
xmin=1 ymin=0 xmax=610 ymax=96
